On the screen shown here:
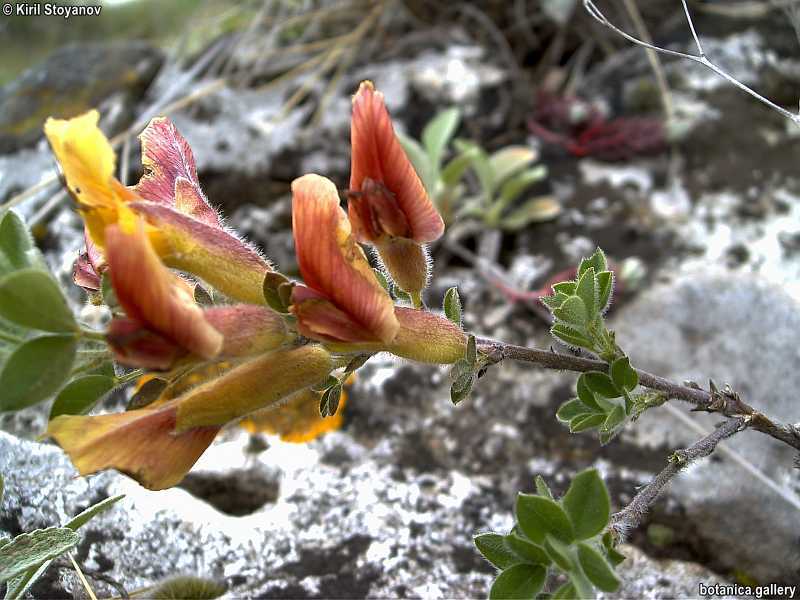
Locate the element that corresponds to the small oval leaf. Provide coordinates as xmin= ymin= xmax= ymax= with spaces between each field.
xmin=562 ymin=468 xmax=611 ymax=540
xmin=50 ymin=375 xmax=115 ymax=419
xmin=489 ymin=563 xmax=546 ymax=600
xmin=577 ymin=541 xmax=621 ymax=592
xmin=0 ymin=335 xmax=77 ymax=412
xmin=516 ymin=494 xmax=575 ymax=544
xmin=0 ymin=270 xmax=77 ymax=333
xmin=474 ymin=533 xmax=522 ymax=570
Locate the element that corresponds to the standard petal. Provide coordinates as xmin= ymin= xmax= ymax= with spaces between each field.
xmin=291 ymin=174 xmax=399 ymax=344
xmin=134 ymin=117 xmax=220 ymax=227
xmin=350 ymin=81 xmax=444 ymax=243
xmin=47 ymin=403 xmax=219 ymax=490
xmin=130 ymin=201 xmax=270 ymax=305
xmin=105 ymin=221 xmax=223 ymax=360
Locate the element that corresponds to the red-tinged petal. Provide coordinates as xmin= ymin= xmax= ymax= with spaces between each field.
xmin=174 ymin=345 xmax=333 ymax=432
xmin=73 ymin=252 xmax=101 ymax=291
xmin=291 ymin=285 xmax=377 ymax=343
xmin=47 ymin=403 xmax=219 ymax=490
xmin=291 ymin=174 xmax=399 ymax=344
xmin=350 ymin=81 xmax=444 ymax=243
xmin=203 ymin=305 xmax=288 ymax=357
xmin=130 ymin=201 xmax=270 ymax=305
xmin=134 ymin=117 xmax=220 ymax=227
xmin=106 ymin=318 xmax=184 ymax=370
xmin=105 ymin=221 xmax=223 ymax=360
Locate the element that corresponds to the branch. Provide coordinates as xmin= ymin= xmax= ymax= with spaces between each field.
xmin=478 ymin=339 xmax=800 ymax=452
xmin=609 ymin=416 xmax=748 ymax=539
xmin=582 ymin=0 xmax=800 ymax=126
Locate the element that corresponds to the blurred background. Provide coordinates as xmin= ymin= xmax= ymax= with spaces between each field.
xmin=1 ymin=0 xmax=800 ymax=597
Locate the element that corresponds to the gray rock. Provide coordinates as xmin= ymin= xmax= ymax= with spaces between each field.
xmin=612 ymin=270 xmax=800 ymax=582
xmin=0 ymin=42 xmax=163 ymax=154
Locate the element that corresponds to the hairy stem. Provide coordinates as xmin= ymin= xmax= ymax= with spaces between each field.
xmin=609 ymin=416 xmax=747 ymax=538
xmin=478 ymin=339 xmax=800 ymax=452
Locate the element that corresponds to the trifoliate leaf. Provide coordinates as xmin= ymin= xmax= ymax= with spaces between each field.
xmin=562 ymin=468 xmax=611 ymax=540
xmin=583 ymin=371 xmax=622 ymax=398
xmin=516 ymin=493 xmax=575 ymax=544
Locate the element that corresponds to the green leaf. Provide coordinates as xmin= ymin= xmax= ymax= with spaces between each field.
xmin=500 ymin=196 xmax=561 ymax=231
xmin=597 ymin=271 xmax=614 ymax=312
xmin=0 ymin=527 xmax=80 ymax=583
xmin=398 ymin=132 xmax=435 ymax=194
xmin=319 ymin=383 xmax=342 ymax=418
xmin=450 ymin=371 xmax=475 ymax=405
xmin=50 ymin=375 xmax=115 ymax=419
xmin=422 ymin=108 xmax=460 ymax=172
xmin=516 ymin=493 xmax=575 ymax=544
xmin=0 ymin=270 xmax=77 ymax=333
xmin=543 ymin=535 xmax=573 ymax=571
xmin=505 ymin=533 xmax=551 ymax=566
xmin=576 ymin=375 xmax=603 ymax=412
xmin=552 ymin=296 xmax=587 ymax=329
xmin=0 ymin=211 xmax=44 ymax=275
xmin=550 ymin=324 xmax=594 ymax=351
xmin=562 ymin=469 xmax=611 ymax=540
xmin=577 ymin=542 xmax=621 ymax=592
xmin=474 ymin=533 xmax=522 ymax=570
xmin=466 ymin=334 xmax=477 ymax=366
xmin=0 ymin=335 xmax=77 ymax=412
xmin=610 ymin=356 xmax=638 ymax=392
xmin=601 ymin=405 xmax=626 ymax=435
xmin=454 ymin=139 xmax=494 ymax=200
xmin=556 ymin=399 xmax=589 ymax=423
xmin=579 ymin=248 xmax=607 ymax=277
xmin=583 ymin=371 xmax=622 ymax=398
xmin=575 ymin=267 xmax=597 ymax=320
xmin=443 ymin=287 xmax=462 ymax=328
xmin=441 ymin=147 xmax=479 ymax=187
xmin=498 ymin=167 xmax=548 ymax=205
xmin=552 ymin=281 xmax=576 ymax=295
xmin=534 ymin=475 xmax=554 ymax=500
xmin=489 ymin=146 xmax=537 ymax=187
xmin=552 ymin=582 xmax=576 ymax=599
xmin=489 ymin=563 xmax=546 ymax=600
xmin=65 ymin=494 xmax=125 ymax=531
xmin=569 ymin=413 xmax=606 ymax=433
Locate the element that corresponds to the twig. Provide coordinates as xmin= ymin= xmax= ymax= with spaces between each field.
xmin=478 ymin=339 xmax=800 ymax=452
xmin=583 ymin=0 xmax=800 ymax=125
xmin=609 ymin=416 xmax=748 ymax=539
xmin=68 ymin=553 xmax=98 ymax=600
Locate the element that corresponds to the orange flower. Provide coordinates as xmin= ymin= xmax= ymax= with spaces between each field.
xmin=349 ymin=81 xmax=444 ymax=243
xmin=45 ymin=111 xmax=270 ymax=304
xmin=349 ymin=81 xmax=445 ymax=305
xmin=290 ymin=174 xmax=399 ymax=344
xmin=48 ymin=345 xmax=334 ymax=489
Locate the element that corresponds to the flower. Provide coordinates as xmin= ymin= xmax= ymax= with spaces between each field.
xmin=349 ymin=81 xmax=445 ymax=304
xmin=103 ymin=219 xmax=286 ymax=370
xmin=290 ymin=174 xmax=399 ymax=344
xmin=47 ymin=345 xmax=334 ymax=489
xmin=45 ymin=111 xmax=270 ymax=304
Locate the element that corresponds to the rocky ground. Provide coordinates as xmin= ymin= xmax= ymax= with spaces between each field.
xmin=2 ymin=6 xmax=800 ymax=599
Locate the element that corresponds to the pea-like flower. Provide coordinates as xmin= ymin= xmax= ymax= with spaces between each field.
xmin=349 ymin=81 xmax=445 ymax=305
xmin=45 ymin=111 xmax=269 ymax=304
